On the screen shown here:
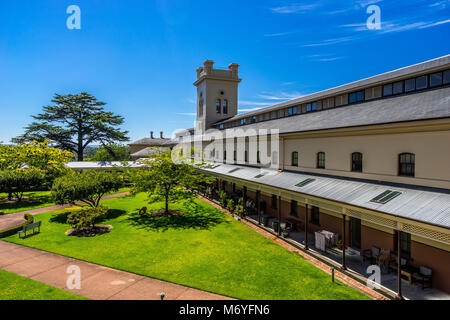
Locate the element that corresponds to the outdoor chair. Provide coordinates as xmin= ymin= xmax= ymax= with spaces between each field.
xmin=388 ymin=257 xmax=407 ymax=273
xmin=413 ymin=266 xmax=433 ymax=289
xmin=362 ymin=246 xmax=380 ymax=264
xmin=280 ymin=222 xmax=291 ymax=238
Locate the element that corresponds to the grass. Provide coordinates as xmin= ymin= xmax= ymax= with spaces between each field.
xmin=0 ymin=191 xmax=54 ymax=214
xmin=0 ymin=187 xmax=130 ymax=214
xmin=3 ymin=193 xmax=370 ymax=300
xmin=0 ymin=269 xmax=88 ymax=300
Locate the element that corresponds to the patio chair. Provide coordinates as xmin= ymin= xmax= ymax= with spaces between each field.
xmin=280 ymin=222 xmax=291 ymax=238
xmin=413 ymin=266 xmax=432 ymax=290
xmin=388 ymin=257 xmax=407 ymax=273
xmin=362 ymin=246 xmax=380 ymax=264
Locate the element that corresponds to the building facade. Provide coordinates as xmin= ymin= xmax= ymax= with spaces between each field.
xmin=180 ymin=57 xmax=450 ymax=295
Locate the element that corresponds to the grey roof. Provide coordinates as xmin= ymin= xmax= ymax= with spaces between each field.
xmin=66 ymin=161 xmax=143 ymax=170
xmin=200 ymin=163 xmax=450 ymax=229
xmin=129 ymin=137 xmax=177 ymax=146
xmin=130 ymin=146 xmax=171 ymax=157
xmin=207 ymin=86 xmax=450 ymax=137
xmin=219 ymin=54 xmax=450 ymax=123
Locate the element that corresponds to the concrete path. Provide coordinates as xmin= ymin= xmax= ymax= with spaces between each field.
xmin=0 ymin=192 xmax=130 ymax=232
xmin=0 ymin=241 xmax=232 ymax=300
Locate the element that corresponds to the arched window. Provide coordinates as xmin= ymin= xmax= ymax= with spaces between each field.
xmin=291 ymin=152 xmax=299 ymax=167
xmin=351 ymin=152 xmax=363 ymax=172
xmin=244 ymin=150 xmax=248 ymax=163
xmin=223 ymin=99 xmax=228 ymax=114
xmin=317 ymin=152 xmax=325 ymax=169
xmin=216 ymin=99 xmax=221 ymax=113
xmin=399 ymin=153 xmax=415 ymax=177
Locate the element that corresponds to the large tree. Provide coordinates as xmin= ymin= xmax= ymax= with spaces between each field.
xmin=13 ymin=92 xmax=129 ymax=161
xmin=131 ymin=149 xmax=215 ymax=215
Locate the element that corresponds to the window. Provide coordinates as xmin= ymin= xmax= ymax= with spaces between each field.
xmin=290 ymin=200 xmax=298 ymax=216
xmin=429 ymin=72 xmax=443 ymax=87
xmin=349 ymin=90 xmax=365 ymax=104
xmin=383 ymin=84 xmax=393 ymax=96
xmin=288 ymin=106 xmax=297 ymax=116
xmin=219 ymin=124 xmax=224 ymax=129
xmin=444 ymin=70 xmax=450 ymax=85
xmin=216 ymin=99 xmax=221 ymax=113
xmin=306 ymin=102 xmax=317 ymax=112
xmin=399 ymin=153 xmax=415 ymax=177
xmin=317 ymin=152 xmax=325 ymax=169
xmin=241 ymin=118 xmax=246 ymax=125
xmin=223 ymin=151 xmax=226 ymax=161
xmin=393 ymin=81 xmax=404 ymax=95
xmin=351 ymin=152 xmax=363 ymax=172
xmin=223 ymin=99 xmax=228 ymax=114
xmin=257 ymin=151 xmax=261 ymax=164
xmin=233 ymin=150 xmax=237 ymax=162
xmin=310 ymin=206 xmax=320 ymax=225
xmin=395 ymin=231 xmax=411 ymax=258
xmin=251 ymin=115 xmax=256 ymax=123
xmin=291 ymin=151 xmax=298 ymax=166
xmin=244 ymin=151 xmax=248 ymax=162
xmin=416 ymin=75 xmax=428 ymax=90
xmin=295 ymin=178 xmax=315 ymax=187
xmin=405 ymin=79 xmax=415 ymax=92
xmin=272 ymin=151 xmax=278 ymax=165
xmin=271 ymin=195 xmax=277 ymax=209
xmin=370 ymin=190 xmax=402 ymax=204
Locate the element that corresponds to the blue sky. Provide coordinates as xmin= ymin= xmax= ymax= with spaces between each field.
xmin=0 ymin=0 xmax=449 ymax=143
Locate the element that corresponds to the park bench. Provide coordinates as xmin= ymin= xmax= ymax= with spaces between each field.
xmin=18 ymin=221 xmax=41 ymax=238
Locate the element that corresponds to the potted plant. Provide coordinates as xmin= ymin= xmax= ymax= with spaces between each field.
xmin=336 ymin=239 xmax=343 ymax=250
xmin=226 ymin=199 xmax=235 ymax=214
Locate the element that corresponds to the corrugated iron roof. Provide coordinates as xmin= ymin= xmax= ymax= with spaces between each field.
xmin=200 ymin=163 xmax=450 ymax=229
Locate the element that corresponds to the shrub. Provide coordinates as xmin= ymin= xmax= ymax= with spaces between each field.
xmin=51 ymin=171 xmax=123 ymax=207
xmin=218 ymin=190 xmax=228 ymax=208
xmin=0 ymin=169 xmax=45 ymax=202
xmin=66 ymin=206 xmax=109 ymax=230
xmin=226 ymin=199 xmax=235 ymax=212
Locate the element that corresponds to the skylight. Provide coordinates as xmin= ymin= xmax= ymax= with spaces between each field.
xmin=228 ymin=168 xmax=240 ymax=173
xmin=254 ymin=173 xmax=266 ymax=178
xmin=295 ymin=178 xmax=315 ymax=187
xmin=370 ymin=190 xmax=402 ymax=204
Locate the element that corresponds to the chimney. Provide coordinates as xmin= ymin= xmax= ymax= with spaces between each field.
xmin=203 ymin=60 xmax=214 ymax=74
xmin=228 ymin=63 xmax=239 ymax=78
xmin=150 ymin=131 xmax=154 ymax=139
xmin=160 ymin=131 xmax=164 ymax=139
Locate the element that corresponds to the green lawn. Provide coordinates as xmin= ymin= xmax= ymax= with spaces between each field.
xmin=0 ymin=191 xmax=54 ymax=214
xmin=0 ymin=187 xmax=130 ymax=214
xmin=0 ymin=269 xmax=88 ymax=300
xmin=3 ymin=193 xmax=370 ymax=300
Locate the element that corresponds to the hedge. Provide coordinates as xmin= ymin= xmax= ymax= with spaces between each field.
xmin=0 ymin=214 xmax=35 ymax=238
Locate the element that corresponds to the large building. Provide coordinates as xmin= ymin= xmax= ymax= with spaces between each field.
xmin=134 ymin=56 xmax=450 ymax=297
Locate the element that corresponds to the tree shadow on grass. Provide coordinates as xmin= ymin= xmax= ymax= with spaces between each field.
xmin=49 ymin=209 xmax=127 ymax=225
xmin=126 ymin=201 xmax=229 ymax=232
xmin=0 ymin=193 xmax=50 ymax=211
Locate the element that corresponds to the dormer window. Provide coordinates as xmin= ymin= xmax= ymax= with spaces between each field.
xmin=216 ymin=99 xmax=221 ymax=113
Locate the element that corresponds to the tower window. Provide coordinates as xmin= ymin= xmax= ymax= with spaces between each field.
xmin=216 ymin=99 xmax=221 ymax=113
xmin=399 ymin=153 xmax=415 ymax=177
xmin=317 ymin=152 xmax=325 ymax=169
xmin=351 ymin=152 xmax=363 ymax=172
xmin=223 ymin=99 xmax=228 ymax=114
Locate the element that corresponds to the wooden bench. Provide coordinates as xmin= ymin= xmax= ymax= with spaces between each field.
xmin=18 ymin=221 xmax=41 ymax=238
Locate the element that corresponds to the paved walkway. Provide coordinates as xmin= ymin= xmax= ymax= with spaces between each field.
xmin=0 ymin=192 xmax=130 ymax=232
xmin=0 ymin=241 xmax=232 ymax=300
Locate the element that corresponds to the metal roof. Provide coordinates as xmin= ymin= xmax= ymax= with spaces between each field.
xmin=130 ymin=146 xmax=171 ymax=158
xmin=200 ymin=162 xmax=450 ymax=229
xmin=206 ymin=86 xmax=450 ymax=137
xmin=66 ymin=161 xmax=144 ymax=170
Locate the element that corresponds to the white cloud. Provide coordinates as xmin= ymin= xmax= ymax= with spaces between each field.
xmin=270 ymin=3 xmax=320 ymax=14
xmin=238 ymin=107 xmax=264 ymax=113
xmin=419 ymin=19 xmax=450 ymax=29
xmin=303 ymin=36 xmax=355 ymax=47
xmin=258 ymin=91 xmax=303 ymax=100
xmin=176 ymin=112 xmax=196 ymax=116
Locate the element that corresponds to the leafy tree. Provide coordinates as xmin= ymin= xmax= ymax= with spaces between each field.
xmin=88 ymin=144 xmax=130 ymax=161
xmin=67 ymin=206 xmax=109 ymax=230
xmin=0 ymin=169 xmax=45 ymax=201
xmin=131 ymin=149 xmax=215 ymax=215
xmin=51 ymin=171 xmax=124 ymax=207
xmin=13 ymin=92 xmax=129 ymax=161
